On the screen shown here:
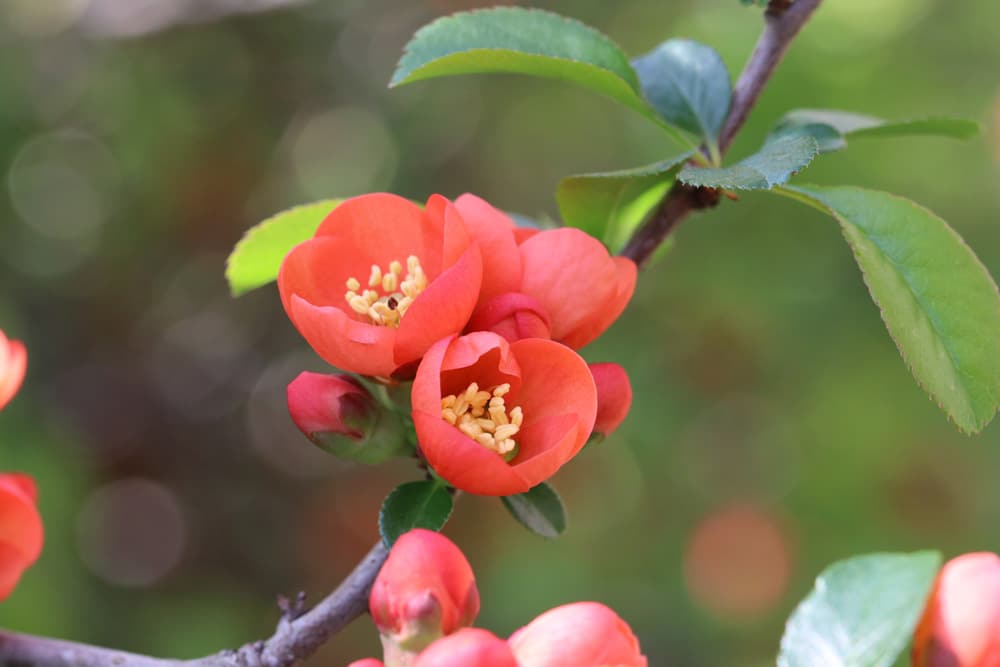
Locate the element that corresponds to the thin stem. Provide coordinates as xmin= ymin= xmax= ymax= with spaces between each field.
xmin=621 ymin=0 xmax=824 ymax=267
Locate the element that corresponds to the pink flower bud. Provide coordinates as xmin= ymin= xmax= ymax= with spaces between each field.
xmin=466 ymin=293 xmax=552 ymax=343
xmin=370 ymin=529 xmax=480 ymax=652
xmin=415 ymin=629 xmax=518 ymax=667
xmin=0 ymin=330 xmax=27 ymax=412
xmin=913 ymin=552 xmax=1000 ymax=667
xmin=287 ymin=372 xmax=403 ymax=463
xmin=508 ymin=602 xmax=647 ymax=667
xmin=0 ymin=473 xmax=43 ymax=600
xmin=347 ymin=660 xmax=384 ymax=667
xmin=589 ymin=363 xmax=632 ymax=436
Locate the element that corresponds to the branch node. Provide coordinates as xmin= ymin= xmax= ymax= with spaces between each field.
xmin=277 ymin=591 xmax=308 ymax=623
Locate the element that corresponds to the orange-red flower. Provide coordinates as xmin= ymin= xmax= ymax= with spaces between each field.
xmin=279 ymin=193 xmax=483 ymax=379
xmin=0 ymin=474 xmax=43 ymax=600
xmin=370 ymin=529 xmax=479 ymax=652
xmin=589 ymin=363 xmax=633 ymax=437
xmin=0 ymin=331 xmax=27 ymax=412
xmin=287 ymin=372 xmax=377 ymax=442
xmin=508 ymin=602 xmax=647 ymax=667
xmin=286 ymin=371 xmax=405 ymax=463
xmin=913 ymin=552 xmax=1000 ymax=667
xmin=455 ymin=195 xmax=636 ymax=349
xmin=412 ymin=332 xmax=597 ymax=496
xmin=415 ymin=629 xmax=518 ymax=667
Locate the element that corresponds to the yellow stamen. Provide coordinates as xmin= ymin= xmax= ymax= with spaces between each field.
xmin=344 ymin=256 xmax=428 ymax=328
xmin=440 ymin=382 xmax=523 ymax=458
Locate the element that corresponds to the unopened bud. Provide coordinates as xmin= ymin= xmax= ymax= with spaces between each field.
xmin=589 ymin=363 xmax=632 ymax=438
xmin=370 ymin=529 xmax=479 ymax=654
xmin=0 ymin=474 xmax=43 ymax=600
xmin=913 ymin=552 xmax=1000 ymax=667
xmin=414 ymin=629 xmax=518 ymax=667
xmin=287 ymin=372 xmax=406 ymax=464
xmin=509 ymin=602 xmax=647 ymax=667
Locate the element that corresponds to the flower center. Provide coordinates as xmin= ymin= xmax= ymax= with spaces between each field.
xmin=344 ymin=256 xmax=427 ymax=328
xmin=441 ymin=382 xmax=523 ymax=459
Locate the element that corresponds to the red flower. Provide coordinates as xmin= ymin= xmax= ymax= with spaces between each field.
xmin=412 ymin=332 xmax=597 ymax=496
xmin=279 ymin=194 xmax=483 ymax=378
xmin=508 ymin=602 xmax=647 ymax=667
xmin=913 ymin=552 xmax=1000 ymax=667
xmin=455 ymin=195 xmax=636 ymax=349
xmin=286 ymin=372 xmax=404 ymax=463
xmin=0 ymin=474 xmax=43 ymax=600
xmin=589 ymin=363 xmax=633 ymax=437
xmin=370 ymin=529 xmax=479 ymax=652
xmin=415 ymin=629 xmax=518 ymax=667
xmin=287 ymin=372 xmax=376 ymax=441
xmin=0 ymin=331 xmax=27 ymax=412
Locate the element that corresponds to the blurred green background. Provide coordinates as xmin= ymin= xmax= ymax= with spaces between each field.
xmin=1 ymin=0 xmax=999 ymax=665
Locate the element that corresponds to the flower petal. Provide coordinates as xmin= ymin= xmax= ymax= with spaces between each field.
xmin=315 ymin=193 xmax=445 ymax=275
xmin=466 ymin=293 xmax=551 ymax=343
xmin=509 ymin=416 xmax=580 ymax=488
xmin=413 ymin=411 xmax=530 ymax=496
xmin=279 ymin=236 xmax=374 ymax=314
xmin=518 ymin=229 xmax=622 ymax=345
xmin=289 ymin=296 xmax=396 ymax=377
xmin=508 ymin=339 xmax=596 ymax=431
xmin=454 ymin=194 xmax=523 ymax=305
xmin=395 ymin=245 xmax=482 ymax=369
xmin=561 ymin=256 xmax=637 ymax=350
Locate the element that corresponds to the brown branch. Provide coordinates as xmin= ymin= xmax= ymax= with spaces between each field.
xmin=621 ymin=0 xmax=824 ymax=266
xmin=0 ymin=2 xmax=824 ymax=666
xmin=0 ymin=541 xmax=388 ymax=667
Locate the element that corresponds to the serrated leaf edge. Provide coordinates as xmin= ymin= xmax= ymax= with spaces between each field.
xmin=778 ymin=185 xmax=1000 ymax=434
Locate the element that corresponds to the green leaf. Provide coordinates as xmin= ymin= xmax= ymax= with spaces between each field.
xmin=390 ymin=8 xmax=690 ymax=144
xmin=501 ymin=483 xmax=567 ymax=538
xmin=780 ymin=185 xmax=1000 ymax=433
xmin=679 ymin=136 xmax=818 ymax=190
xmin=779 ymin=551 xmax=941 ymax=667
xmin=378 ymin=480 xmax=454 ymax=547
xmin=632 ymin=39 xmax=732 ymax=150
xmin=769 ymin=109 xmax=979 ymax=154
xmin=225 ymin=199 xmax=341 ymax=297
xmin=556 ymin=152 xmax=692 ymax=250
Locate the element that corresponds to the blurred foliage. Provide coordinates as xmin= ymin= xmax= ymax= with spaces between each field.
xmin=1 ymin=0 xmax=1000 ymax=665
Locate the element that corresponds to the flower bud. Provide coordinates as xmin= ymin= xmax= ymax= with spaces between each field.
xmin=348 ymin=660 xmax=384 ymax=667
xmin=415 ymin=629 xmax=518 ymax=667
xmin=370 ymin=529 xmax=480 ymax=654
xmin=508 ymin=602 xmax=647 ymax=667
xmin=0 ymin=473 xmax=44 ymax=600
xmin=913 ymin=552 xmax=1000 ymax=667
xmin=589 ymin=363 xmax=632 ymax=437
xmin=466 ymin=293 xmax=551 ymax=343
xmin=0 ymin=330 xmax=27 ymax=412
xmin=286 ymin=372 xmax=405 ymax=464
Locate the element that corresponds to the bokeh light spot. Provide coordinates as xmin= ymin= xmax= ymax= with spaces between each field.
xmin=77 ymin=478 xmax=187 ymax=588
xmin=684 ymin=502 xmax=793 ymax=621
xmin=288 ymin=107 xmax=398 ymax=200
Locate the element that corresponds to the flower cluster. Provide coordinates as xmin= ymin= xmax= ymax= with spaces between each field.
xmin=353 ymin=529 xmax=647 ymax=667
xmin=282 ymin=193 xmax=635 ymax=496
xmin=0 ymin=331 xmax=42 ymax=602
